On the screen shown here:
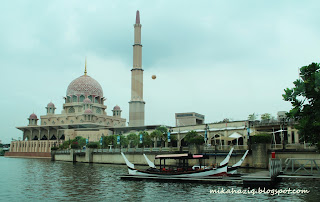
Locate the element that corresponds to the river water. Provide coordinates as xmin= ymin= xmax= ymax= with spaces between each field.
xmin=1 ymin=157 xmax=319 ymax=201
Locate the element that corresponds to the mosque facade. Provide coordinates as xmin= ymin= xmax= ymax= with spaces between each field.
xmin=8 ymin=61 xmax=126 ymax=154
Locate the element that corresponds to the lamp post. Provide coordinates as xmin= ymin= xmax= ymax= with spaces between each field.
xmin=120 ymin=132 xmax=123 ymax=152
xmin=168 ymin=128 xmax=173 ymax=148
xmin=204 ymin=124 xmax=209 ymax=146
xmin=101 ymin=133 xmax=104 ymax=150
xmin=281 ymin=118 xmax=286 ymax=150
xmin=117 ymin=135 xmax=121 ymax=152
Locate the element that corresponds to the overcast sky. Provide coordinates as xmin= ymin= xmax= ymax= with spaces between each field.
xmin=1 ymin=0 xmax=319 ymax=143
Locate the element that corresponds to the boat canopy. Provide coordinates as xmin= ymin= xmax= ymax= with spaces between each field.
xmin=155 ymin=153 xmax=209 ymax=159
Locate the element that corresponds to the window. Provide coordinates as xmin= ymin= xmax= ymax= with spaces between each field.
xmin=68 ymin=107 xmax=75 ymax=113
xmin=80 ymin=95 xmax=85 ymax=102
xmin=73 ymin=95 xmax=77 ymax=102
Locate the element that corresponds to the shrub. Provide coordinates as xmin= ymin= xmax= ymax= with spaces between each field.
xmin=87 ymin=142 xmax=99 ymax=148
xmin=251 ymin=133 xmax=272 ymax=144
xmin=51 ymin=147 xmax=59 ymax=151
xmin=71 ymin=142 xmax=80 ymax=149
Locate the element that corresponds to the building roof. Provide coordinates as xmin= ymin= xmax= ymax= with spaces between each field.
xmin=67 ymin=75 xmax=103 ymax=97
xmin=29 ymin=113 xmax=38 ymax=120
xmin=47 ymin=102 xmax=55 ymax=108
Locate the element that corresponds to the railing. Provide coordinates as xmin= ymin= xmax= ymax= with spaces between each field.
xmin=269 ymin=158 xmax=282 ymax=178
xmin=55 ymin=150 xmax=71 ymax=154
xmin=204 ymin=145 xmax=248 ymax=152
xmin=269 ymin=144 xmax=283 ymax=150
xmin=269 ymin=143 xmax=317 ymax=150
xmin=91 ymin=147 xmax=179 ymax=153
xmin=283 ymin=158 xmax=320 ymax=175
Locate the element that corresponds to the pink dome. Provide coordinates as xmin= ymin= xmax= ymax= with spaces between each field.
xmin=83 ymin=98 xmax=92 ymax=104
xmin=29 ymin=113 xmax=38 ymax=119
xmin=47 ymin=102 xmax=55 ymax=107
xmin=84 ymin=109 xmax=93 ymax=114
xmin=67 ymin=75 xmax=103 ymax=97
xmin=113 ymin=105 xmax=121 ymax=110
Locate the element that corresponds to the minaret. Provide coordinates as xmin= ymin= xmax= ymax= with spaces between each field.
xmin=129 ymin=10 xmax=145 ymax=127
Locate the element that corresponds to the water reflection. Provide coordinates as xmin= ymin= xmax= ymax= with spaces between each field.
xmin=1 ymin=157 xmax=319 ymax=202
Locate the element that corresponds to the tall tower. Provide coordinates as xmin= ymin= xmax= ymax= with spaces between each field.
xmin=129 ymin=10 xmax=145 ymax=127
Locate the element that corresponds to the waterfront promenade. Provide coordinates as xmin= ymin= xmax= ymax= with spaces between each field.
xmin=52 ymin=145 xmax=319 ymax=169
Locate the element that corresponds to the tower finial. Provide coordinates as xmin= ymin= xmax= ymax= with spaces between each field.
xmin=84 ymin=57 xmax=87 ymax=75
xmin=136 ymin=10 xmax=140 ymax=24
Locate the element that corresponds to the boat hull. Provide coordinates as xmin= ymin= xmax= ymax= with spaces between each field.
xmin=127 ymin=164 xmax=228 ymax=178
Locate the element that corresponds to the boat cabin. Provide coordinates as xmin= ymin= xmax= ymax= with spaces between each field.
xmin=155 ymin=153 xmax=209 ymax=172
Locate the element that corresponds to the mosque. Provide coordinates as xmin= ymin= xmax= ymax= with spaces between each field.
xmin=7 ymin=11 xmax=300 ymax=157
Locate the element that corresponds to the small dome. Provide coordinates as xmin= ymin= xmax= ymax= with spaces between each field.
xmin=84 ymin=109 xmax=93 ymax=114
xmin=47 ymin=102 xmax=55 ymax=108
xmin=83 ymin=98 xmax=92 ymax=104
xmin=29 ymin=113 xmax=38 ymax=119
xmin=113 ymin=105 xmax=121 ymax=110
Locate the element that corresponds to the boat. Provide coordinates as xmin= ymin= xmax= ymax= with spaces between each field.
xmin=227 ymin=150 xmax=249 ymax=175
xmin=121 ymin=148 xmax=234 ymax=178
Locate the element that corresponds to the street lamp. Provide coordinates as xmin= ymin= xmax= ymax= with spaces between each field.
xmin=168 ymin=128 xmax=173 ymax=148
xmin=204 ymin=124 xmax=209 ymax=146
xmin=101 ymin=133 xmax=104 ymax=150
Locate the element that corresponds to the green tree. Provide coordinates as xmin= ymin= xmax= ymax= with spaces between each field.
xmin=119 ymin=135 xmax=128 ymax=148
xmin=73 ymin=136 xmax=86 ymax=147
xmin=150 ymin=130 xmax=162 ymax=147
xmin=155 ymin=126 xmax=168 ymax=146
xmin=127 ymin=133 xmax=139 ymax=148
xmin=139 ymin=131 xmax=152 ymax=147
xmin=261 ymin=113 xmax=272 ymax=121
xmin=103 ymin=135 xmax=116 ymax=147
xmin=283 ymin=63 xmax=320 ymax=146
xmin=184 ymin=130 xmax=204 ymax=145
xmin=248 ymin=113 xmax=257 ymax=121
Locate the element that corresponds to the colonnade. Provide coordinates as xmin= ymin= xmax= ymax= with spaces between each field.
xmin=9 ymin=140 xmax=63 ymax=152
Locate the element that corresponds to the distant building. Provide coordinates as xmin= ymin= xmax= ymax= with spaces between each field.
xmin=175 ymin=112 xmax=205 ymax=127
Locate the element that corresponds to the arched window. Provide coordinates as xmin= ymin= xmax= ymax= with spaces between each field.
xmin=88 ymin=95 xmax=92 ymax=102
xmin=73 ymin=95 xmax=77 ymax=102
xmin=68 ymin=107 xmax=75 ymax=113
xmin=50 ymin=135 xmax=57 ymax=140
xmin=67 ymin=96 xmax=71 ymax=103
xmin=95 ymin=97 xmax=99 ymax=103
xmin=80 ymin=95 xmax=85 ymax=102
